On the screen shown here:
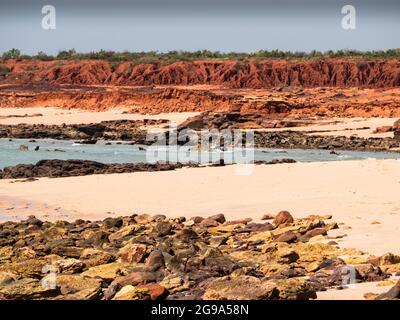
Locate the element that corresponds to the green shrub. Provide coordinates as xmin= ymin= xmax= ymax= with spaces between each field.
xmin=34 ymin=51 xmax=54 ymax=61
xmin=2 ymin=48 xmax=21 ymax=59
xmin=0 ymin=66 xmax=11 ymax=73
xmin=26 ymin=66 xmax=40 ymax=71
xmin=2 ymin=48 xmax=400 ymax=64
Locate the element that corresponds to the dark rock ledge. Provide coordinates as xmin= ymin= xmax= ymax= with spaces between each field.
xmin=0 ymin=159 xmax=297 ymax=180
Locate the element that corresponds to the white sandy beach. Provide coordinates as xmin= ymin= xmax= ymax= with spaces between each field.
xmin=0 ymin=107 xmax=198 ymax=126
xmin=259 ymin=117 xmax=397 ymax=138
xmin=0 ymin=159 xmax=399 ymax=257
xmin=1 ymin=108 xmax=399 ymax=300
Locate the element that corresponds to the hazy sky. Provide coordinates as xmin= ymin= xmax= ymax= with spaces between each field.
xmin=0 ymin=0 xmax=399 ymax=54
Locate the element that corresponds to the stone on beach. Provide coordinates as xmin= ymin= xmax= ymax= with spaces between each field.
xmin=273 ymin=211 xmax=294 ymax=226
xmin=0 ymin=211 xmax=398 ymax=300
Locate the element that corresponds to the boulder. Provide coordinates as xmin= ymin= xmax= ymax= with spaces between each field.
xmin=203 ymin=275 xmax=279 ymax=300
xmin=159 ymin=277 xmax=184 ymax=291
xmin=80 ymin=248 xmax=115 ymax=268
xmin=354 ymin=264 xmax=387 ymax=282
xmin=134 ymin=214 xmax=154 ymax=225
xmin=109 ymin=225 xmax=137 ymax=242
xmin=199 ymin=218 xmax=219 ymax=228
xmin=52 ymin=258 xmax=85 ymax=274
xmin=56 ymin=274 xmax=103 ymax=299
xmin=0 ymin=278 xmax=60 ymax=299
xmin=81 ymin=262 xmax=126 ymax=282
xmin=270 ymin=278 xmax=317 ymax=300
xmin=304 ymin=227 xmax=328 ymax=239
xmin=0 ymin=246 xmax=13 ymax=263
xmin=275 ymin=231 xmax=297 ymax=243
xmin=51 ymin=246 xmax=84 ymax=259
xmin=273 ymin=211 xmax=294 ymax=226
xmin=146 ymin=250 xmax=165 ymax=271
xmin=375 ymin=280 xmax=400 ymax=300
xmin=103 ymin=217 xmax=123 ymax=229
xmin=261 ymin=214 xmax=275 ymax=220
xmin=102 ymin=271 xmax=158 ymax=300
xmin=0 ymin=271 xmax=19 ymax=286
xmin=373 ymin=126 xmax=393 ymax=134
xmin=174 ymin=228 xmax=199 ymax=242
xmin=113 ymin=283 xmax=168 ymax=300
xmin=153 ymin=222 xmax=172 ymax=237
xmin=118 ymin=243 xmax=148 ymax=264
xmin=0 ymin=259 xmax=48 ymax=279
xmin=207 ymin=214 xmax=226 ymax=224
xmin=380 ymin=253 xmax=400 ymax=265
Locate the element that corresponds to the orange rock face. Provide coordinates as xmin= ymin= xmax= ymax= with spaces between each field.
xmin=2 ymin=58 xmax=400 ymax=88
xmin=1 ymin=58 xmax=400 ymax=118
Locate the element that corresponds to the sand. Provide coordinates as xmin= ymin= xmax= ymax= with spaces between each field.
xmin=0 ymin=107 xmax=396 ymax=139
xmin=317 ymin=276 xmax=399 ymax=300
xmin=259 ymin=117 xmax=397 ymax=138
xmin=0 ymin=107 xmax=198 ymax=126
xmin=0 ymin=159 xmax=399 ymax=257
xmin=1 ymin=159 xmax=399 ymax=300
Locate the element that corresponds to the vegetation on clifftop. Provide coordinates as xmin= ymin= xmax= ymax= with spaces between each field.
xmin=2 ymin=48 xmax=400 ymax=63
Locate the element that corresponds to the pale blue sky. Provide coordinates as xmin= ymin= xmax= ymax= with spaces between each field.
xmin=0 ymin=0 xmax=399 ymax=55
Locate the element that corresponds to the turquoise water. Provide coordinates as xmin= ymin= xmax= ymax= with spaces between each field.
xmin=0 ymin=138 xmax=399 ymax=169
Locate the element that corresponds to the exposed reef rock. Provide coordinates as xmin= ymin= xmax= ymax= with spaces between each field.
xmin=0 ymin=159 xmax=297 ymax=180
xmin=0 ymin=211 xmax=397 ymax=300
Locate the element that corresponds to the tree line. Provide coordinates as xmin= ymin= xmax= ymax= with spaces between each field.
xmin=2 ymin=48 xmax=400 ymax=63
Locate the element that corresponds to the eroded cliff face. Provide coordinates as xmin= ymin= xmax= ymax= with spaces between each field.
xmin=1 ymin=58 xmax=400 ymax=117
xmin=1 ymin=58 xmax=400 ymax=88
xmin=2 ymin=84 xmax=400 ymax=118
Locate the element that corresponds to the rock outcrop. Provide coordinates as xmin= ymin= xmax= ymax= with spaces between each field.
xmin=0 ymin=160 xmax=198 ymax=179
xmin=0 ymin=159 xmax=297 ymax=180
xmin=0 ymin=211 xmax=397 ymax=300
xmin=0 ymin=119 xmax=167 ymax=142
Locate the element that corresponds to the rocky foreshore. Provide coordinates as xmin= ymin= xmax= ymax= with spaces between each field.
xmin=0 ymin=159 xmax=297 ymax=180
xmin=178 ymin=112 xmax=400 ymax=152
xmin=254 ymin=131 xmax=400 ymax=152
xmin=0 ymin=119 xmax=167 ymax=143
xmin=0 ymin=160 xmax=199 ymax=180
xmin=1 ymin=116 xmax=400 ymax=153
xmin=0 ymin=211 xmax=399 ymax=300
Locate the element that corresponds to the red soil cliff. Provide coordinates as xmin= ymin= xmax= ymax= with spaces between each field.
xmin=1 ymin=58 xmax=400 ymax=88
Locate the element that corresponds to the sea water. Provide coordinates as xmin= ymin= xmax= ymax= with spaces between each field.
xmin=0 ymin=138 xmax=399 ymax=169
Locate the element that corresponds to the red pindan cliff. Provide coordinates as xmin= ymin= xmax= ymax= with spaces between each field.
xmin=1 ymin=58 xmax=400 ymax=117
xmin=1 ymin=58 xmax=400 ymax=88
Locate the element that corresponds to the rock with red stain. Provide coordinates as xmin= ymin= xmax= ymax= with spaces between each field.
xmin=273 ymin=211 xmax=294 ymax=226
